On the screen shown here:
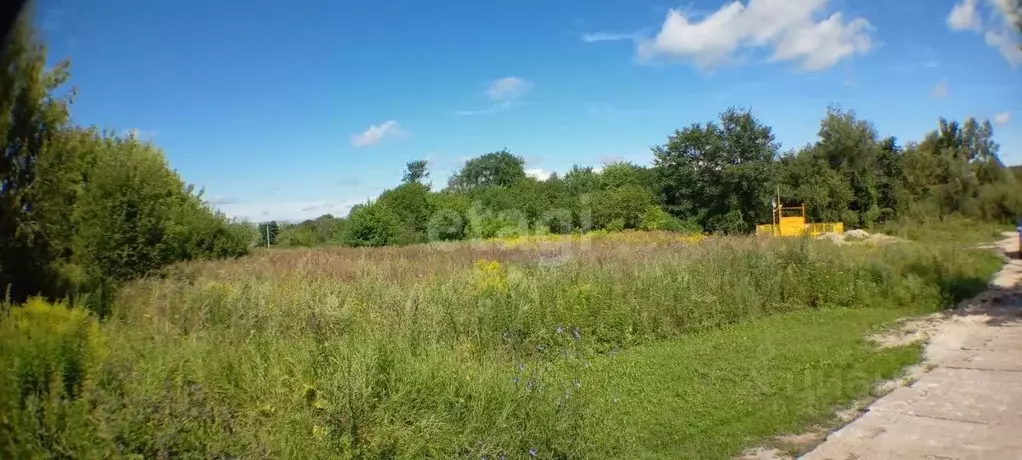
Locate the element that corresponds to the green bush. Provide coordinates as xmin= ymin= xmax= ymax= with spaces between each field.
xmin=639 ymin=205 xmax=698 ymax=232
xmin=0 ymin=298 xmax=108 ymax=458
xmin=591 ymin=185 xmax=655 ymax=230
xmin=377 ymin=182 xmax=436 ymax=243
xmin=343 ymin=201 xmax=409 ymax=247
xmin=606 ymin=218 xmax=626 ymax=232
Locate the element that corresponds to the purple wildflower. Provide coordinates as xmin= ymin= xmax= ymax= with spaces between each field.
xmin=555 ymin=324 xmax=564 ymax=334
xmin=529 ymin=448 xmax=537 ymax=457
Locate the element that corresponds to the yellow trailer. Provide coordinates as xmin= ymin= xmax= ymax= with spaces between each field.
xmin=755 ymin=203 xmax=843 ymax=237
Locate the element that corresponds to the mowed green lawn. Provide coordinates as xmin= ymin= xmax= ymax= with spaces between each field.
xmin=580 ymin=307 xmax=921 ymax=459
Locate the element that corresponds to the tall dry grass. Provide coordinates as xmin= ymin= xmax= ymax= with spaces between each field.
xmin=1 ymin=231 xmax=1004 ymax=458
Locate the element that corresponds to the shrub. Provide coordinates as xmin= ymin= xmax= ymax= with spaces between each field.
xmin=639 ymin=205 xmax=699 ymax=232
xmin=343 ymin=201 xmax=410 ymax=247
xmin=591 ymin=185 xmax=655 ymax=230
xmin=0 ymin=299 xmax=108 ymax=458
xmin=606 ymin=218 xmax=626 ymax=232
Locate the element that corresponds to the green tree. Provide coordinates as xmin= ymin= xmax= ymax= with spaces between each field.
xmin=426 ymin=191 xmax=470 ymax=241
xmin=1015 ymin=0 xmax=1022 ymax=35
xmin=402 ymin=159 xmax=429 ymax=184
xmin=70 ymin=135 xmax=187 ymax=282
xmin=377 ymin=182 xmax=435 ymax=243
xmin=563 ymin=165 xmax=600 ymax=197
xmin=875 ymin=136 xmax=908 ymax=222
xmin=599 ymin=161 xmax=656 ymax=192
xmin=0 ymin=10 xmax=73 ymax=301
xmin=653 ymin=107 xmax=778 ymax=234
xmin=591 ymin=185 xmax=655 ymax=230
xmin=896 ymin=116 xmax=1020 ymax=222
xmin=778 ymin=146 xmax=855 ymax=224
xmin=342 ymin=201 xmax=408 ymax=247
xmin=447 ymin=149 xmax=526 ymax=190
xmin=257 ymin=221 xmax=280 ymax=247
xmin=276 ymin=223 xmax=318 ymax=247
xmin=810 ymin=107 xmax=884 ymax=227
xmin=640 ymin=205 xmax=696 ymax=232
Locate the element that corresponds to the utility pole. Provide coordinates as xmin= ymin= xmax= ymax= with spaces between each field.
xmin=266 ymin=222 xmax=271 ymax=248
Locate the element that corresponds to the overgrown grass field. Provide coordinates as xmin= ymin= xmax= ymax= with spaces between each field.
xmin=0 ymin=229 xmax=1005 ymax=459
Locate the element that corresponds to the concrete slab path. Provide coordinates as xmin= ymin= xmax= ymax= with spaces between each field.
xmin=802 ymin=233 xmax=1022 ymax=460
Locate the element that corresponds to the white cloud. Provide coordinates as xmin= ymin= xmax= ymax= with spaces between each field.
xmin=525 ymin=168 xmax=552 ymax=181
xmin=947 ymin=0 xmax=1022 ymax=66
xmin=931 ymin=79 xmax=949 ymax=98
xmin=629 ymin=0 xmax=873 ymax=71
xmin=457 ymin=77 xmax=533 ymax=116
xmin=350 ymin=120 xmax=405 ymax=147
xmin=983 ymin=29 xmax=1022 ymax=66
xmin=993 ymin=111 xmax=1011 ymax=125
xmin=487 ymin=77 xmax=533 ymax=101
xmin=216 ymin=198 xmax=369 ymax=223
xmin=947 ymin=0 xmax=982 ymax=30
xmin=582 ymin=32 xmax=638 ymax=42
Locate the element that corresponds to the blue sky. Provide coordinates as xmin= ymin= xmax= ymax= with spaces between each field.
xmin=37 ymin=0 xmax=1021 ymax=222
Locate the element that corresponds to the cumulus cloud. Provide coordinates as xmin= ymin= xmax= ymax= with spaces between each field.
xmin=983 ymin=29 xmax=1022 ymax=66
xmin=931 ymin=79 xmax=949 ymax=98
xmin=351 ymin=120 xmax=405 ymax=147
xmin=948 ymin=0 xmax=982 ymax=30
xmin=525 ymin=168 xmax=553 ymax=181
xmin=993 ymin=111 xmax=1011 ymax=125
xmin=487 ymin=77 xmax=533 ymax=101
xmin=615 ymin=0 xmax=873 ymax=71
xmin=947 ymin=0 xmax=1022 ymax=66
xmin=457 ymin=77 xmax=533 ymax=116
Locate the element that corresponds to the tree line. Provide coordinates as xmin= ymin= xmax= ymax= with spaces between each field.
xmin=1 ymin=13 xmax=250 ymax=306
xmin=267 ymin=106 xmax=1021 ymax=248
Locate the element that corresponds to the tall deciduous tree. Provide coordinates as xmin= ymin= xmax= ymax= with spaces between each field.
xmin=447 ymin=149 xmax=526 ymax=190
xmin=377 ymin=181 xmax=435 ymax=242
xmin=653 ymin=107 xmax=778 ymax=234
xmin=813 ymin=107 xmax=883 ymax=227
xmin=257 ymin=221 xmax=280 ymax=246
xmin=71 ymin=136 xmax=187 ymax=282
xmin=402 ymin=159 xmax=429 ymax=184
xmin=0 ymin=10 xmax=73 ymax=301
